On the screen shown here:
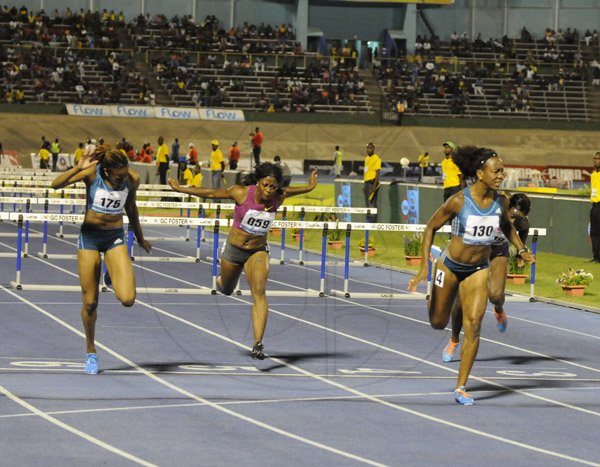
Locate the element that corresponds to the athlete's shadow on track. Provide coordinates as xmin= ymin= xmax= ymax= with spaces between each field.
xmin=250 ymin=351 xmax=354 ymax=372
xmin=475 ymin=355 xmax=573 ymax=364
xmin=468 ymin=380 xmax=572 ymax=402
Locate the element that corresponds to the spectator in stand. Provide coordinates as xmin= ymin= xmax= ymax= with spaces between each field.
xmin=250 ymin=127 xmax=263 ymax=168
xmin=187 ymin=143 xmax=198 ymax=165
xmin=229 ymin=141 xmax=240 ymax=170
xmin=50 ymin=138 xmax=61 ymax=172
xmin=592 ymin=66 xmax=600 ymax=87
xmin=395 ymin=98 xmax=406 ymax=126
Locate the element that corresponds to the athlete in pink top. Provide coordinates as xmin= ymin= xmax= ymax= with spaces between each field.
xmin=169 ymin=163 xmax=317 ymax=359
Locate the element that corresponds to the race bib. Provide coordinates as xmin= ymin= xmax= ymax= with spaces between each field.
xmin=463 ymin=215 xmax=499 ymax=244
xmin=92 ymin=187 xmax=128 ymax=214
xmin=240 ymin=209 xmax=276 ymax=235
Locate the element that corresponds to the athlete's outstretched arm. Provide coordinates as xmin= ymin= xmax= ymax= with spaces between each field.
xmin=282 ymin=170 xmax=318 ymax=197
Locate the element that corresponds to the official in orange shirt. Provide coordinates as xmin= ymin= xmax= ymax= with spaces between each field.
xmin=229 ymin=141 xmax=240 ymax=170
xmin=250 ymin=127 xmax=263 ymax=167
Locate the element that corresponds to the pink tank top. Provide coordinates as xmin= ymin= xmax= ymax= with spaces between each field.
xmin=232 ymin=185 xmax=281 ymax=235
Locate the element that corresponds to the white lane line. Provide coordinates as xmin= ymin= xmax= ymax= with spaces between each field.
xmin=3 ymin=385 xmax=600 ymax=422
xmin=330 ymin=295 xmax=600 ymax=376
xmin=0 ymin=285 xmax=386 ymax=467
xmin=4 ymin=235 xmax=600 ymax=464
xmin=132 ymin=297 xmax=600 ymax=466
xmin=498 ymin=314 xmax=600 ymax=341
xmin=0 ymin=385 xmax=156 ymax=467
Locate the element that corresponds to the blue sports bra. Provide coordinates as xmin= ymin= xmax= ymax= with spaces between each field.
xmin=86 ymin=164 xmax=130 ymax=215
xmin=451 ymin=187 xmax=502 ymax=246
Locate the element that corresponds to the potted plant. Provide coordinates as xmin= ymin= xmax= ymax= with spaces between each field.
xmin=556 ymin=268 xmax=594 ymax=296
xmin=327 ymin=227 xmax=344 ymax=249
xmin=506 ymin=246 xmax=527 ymax=285
xmin=292 ymin=228 xmax=301 ymax=241
xmin=358 ymin=237 xmax=376 ymax=256
xmin=404 ymin=233 xmax=422 ymax=265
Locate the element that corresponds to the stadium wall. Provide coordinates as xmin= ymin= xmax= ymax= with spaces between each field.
xmin=338 ymin=179 xmax=592 ymax=258
xmin=1 ymin=111 xmax=598 ymax=168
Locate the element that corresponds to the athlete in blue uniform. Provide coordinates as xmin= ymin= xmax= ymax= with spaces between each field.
xmin=52 ymin=145 xmax=151 ymax=375
xmin=442 ymin=193 xmax=532 ymax=362
xmin=408 ymin=146 xmax=535 ymax=405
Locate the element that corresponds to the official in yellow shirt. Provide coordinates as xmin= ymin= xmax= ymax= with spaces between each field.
xmin=441 ymin=141 xmax=464 ymax=201
xmin=210 ymin=139 xmax=225 ymax=189
xmin=418 ymin=151 xmax=430 ymax=180
xmin=155 ymin=136 xmax=170 ymax=186
xmin=73 ymin=143 xmax=84 ymax=165
xmin=38 ymin=147 xmax=50 ymax=169
xmin=363 ymin=142 xmax=381 ymax=222
xmin=590 ymin=151 xmax=600 ymax=262
xmin=183 ymin=164 xmax=202 ymax=187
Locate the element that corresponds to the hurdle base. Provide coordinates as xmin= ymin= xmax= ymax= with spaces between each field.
xmin=329 ymin=289 xmax=427 ymax=299
xmin=54 ymin=233 xmax=78 ymax=239
xmin=11 ymin=282 xmax=83 ymax=292
xmin=234 ymin=288 xmax=322 ymax=297
xmin=504 ymin=294 xmax=533 ymax=302
xmin=129 ymin=256 xmax=198 ymax=263
xmin=37 ymin=252 xmax=78 ymax=260
xmin=9 ymin=282 xmax=215 ymax=294
xmin=288 ymin=259 xmax=363 ymax=267
xmin=143 ymin=236 xmax=190 ymax=242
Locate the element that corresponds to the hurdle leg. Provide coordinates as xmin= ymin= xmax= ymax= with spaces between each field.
xmin=342 ymin=224 xmax=352 ymax=297
xmin=529 ymin=232 xmax=539 ymax=302
xmin=11 ymin=216 xmax=24 ymax=289
xmin=211 ymin=221 xmax=220 ymax=294
xmin=297 ymin=209 xmax=305 ymax=265
xmin=319 ymin=226 xmax=327 ymax=297
xmin=279 ymin=207 xmax=287 ymax=264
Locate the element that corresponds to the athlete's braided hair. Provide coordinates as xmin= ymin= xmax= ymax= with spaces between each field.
xmin=92 ymin=144 xmax=129 ymax=177
xmin=452 ymin=146 xmax=499 ymax=179
xmin=243 ymin=162 xmax=284 ymax=194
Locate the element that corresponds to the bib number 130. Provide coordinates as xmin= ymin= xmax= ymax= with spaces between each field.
xmin=471 ymin=225 xmax=494 ymax=237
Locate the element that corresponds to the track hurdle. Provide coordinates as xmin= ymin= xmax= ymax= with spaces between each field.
xmin=7 ymin=212 xmax=223 ymax=294
xmin=208 ymin=218 xmax=324 ymax=297
xmin=330 ymin=224 xmax=546 ymax=301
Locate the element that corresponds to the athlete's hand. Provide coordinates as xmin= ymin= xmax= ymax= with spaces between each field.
xmin=168 ymin=177 xmax=181 ymax=191
xmin=308 ymin=169 xmax=318 ymax=188
xmin=520 ymin=251 xmax=535 ymax=264
xmin=407 ymin=267 xmax=427 ymax=293
xmin=77 ymin=150 xmax=98 ymax=171
xmin=138 ymin=238 xmax=152 ymax=253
